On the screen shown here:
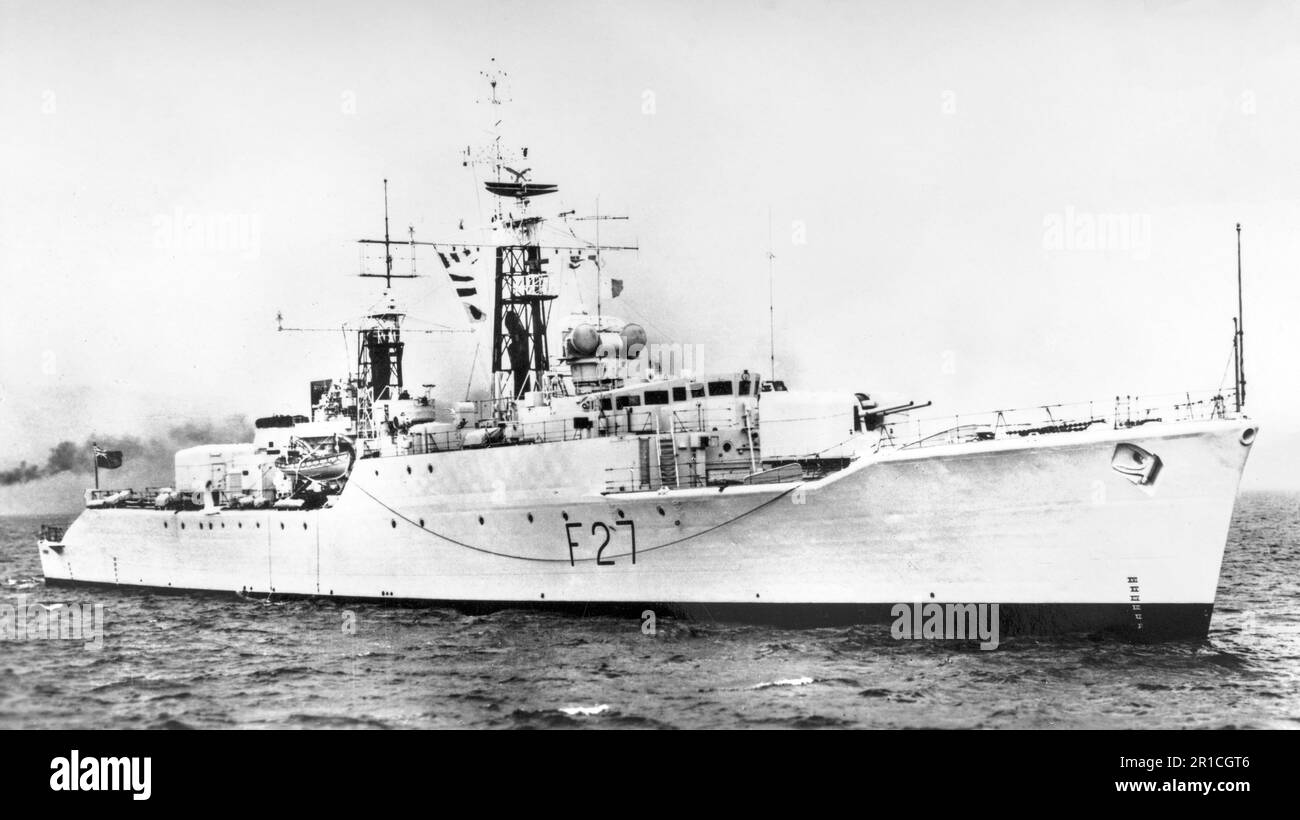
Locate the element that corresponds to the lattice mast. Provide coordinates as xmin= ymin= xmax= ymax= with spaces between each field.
xmin=277 ymin=180 xmax=465 ymax=439
xmin=463 ymin=59 xmax=559 ymax=409
xmin=459 ymin=59 xmax=639 ymax=413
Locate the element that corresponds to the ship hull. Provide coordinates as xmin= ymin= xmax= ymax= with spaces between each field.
xmin=38 ymin=419 xmax=1256 ymax=640
xmin=38 ymin=578 xmax=1213 ymax=640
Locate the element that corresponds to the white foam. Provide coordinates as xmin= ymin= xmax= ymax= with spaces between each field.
xmin=559 ymin=704 xmax=611 ymax=716
xmin=749 ymin=676 xmax=815 ymax=690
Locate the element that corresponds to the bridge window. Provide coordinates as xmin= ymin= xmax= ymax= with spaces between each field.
xmin=690 ymin=384 xmax=705 ymax=398
xmin=616 ymin=394 xmax=642 ymax=409
xmin=707 ymin=380 xmax=733 ymax=397
xmin=599 ymin=397 xmax=613 ymax=412
xmin=738 ymin=379 xmax=751 ymax=396
xmin=644 ymin=390 xmax=669 ymax=406
xmin=672 ymin=386 xmax=687 ymax=402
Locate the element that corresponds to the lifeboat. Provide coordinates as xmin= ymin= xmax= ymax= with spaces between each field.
xmin=275 ymin=436 xmax=355 ymax=481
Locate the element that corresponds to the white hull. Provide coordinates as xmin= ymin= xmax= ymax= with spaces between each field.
xmin=39 ymin=419 xmax=1256 ymax=638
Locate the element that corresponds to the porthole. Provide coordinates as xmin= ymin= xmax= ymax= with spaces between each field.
xmin=164 ymin=522 xmax=168 ymax=529
xmin=181 ymin=523 xmax=186 ymax=529
xmin=256 ymin=522 xmax=261 ymax=529
xmin=418 ymin=518 xmax=425 ymax=528
xmin=406 ymin=465 xmax=412 ymax=475
xmin=238 ymin=522 xmax=242 ymax=529
xmin=391 ymin=519 xmax=397 ymax=529
xmin=302 ymin=522 xmax=308 ymax=530
xmin=478 ymin=516 xmax=485 ymax=525
xmin=562 ymin=511 xmax=569 ymax=521
xmin=723 ymin=442 xmax=732 ymax=453
xmin=527 ymin=513 xmax=534 ymax=523
xmin=427 ymin=464 xmax=433 ymax=473
xmin=208 ymin=522 xmax=214 ymax=530
xmin=280 ymin=522 xmax=285 ymax=530
xmin=617 ymin=509 xmax=625 ymax=518
xmin=657 ymin=506 xmax=665 ymax=516
xmin=374 ymin=470 xmax=379 ymax=477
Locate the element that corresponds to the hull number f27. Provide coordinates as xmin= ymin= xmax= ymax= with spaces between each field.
xmin=564 ymin=520 xmax=637 ymax=567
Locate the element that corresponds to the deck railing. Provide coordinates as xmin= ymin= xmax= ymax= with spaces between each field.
xmin=877 ymin=388 xmax=1237 ymax=452
xmin=38 ymin=524 xmax=64 ymax=542
xmin=603 ymin=457 xmax=759 ymax=494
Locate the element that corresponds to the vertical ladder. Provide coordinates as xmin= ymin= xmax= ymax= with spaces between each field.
xmin=743 ymin=406 xmax=758 ymax=474
xmin=655 ymin=413 xmax=680 ymax=488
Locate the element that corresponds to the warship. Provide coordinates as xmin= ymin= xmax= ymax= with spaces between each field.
xmin=37 ymin=67 xmax=1257 ymax=640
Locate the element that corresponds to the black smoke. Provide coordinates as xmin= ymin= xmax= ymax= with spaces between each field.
xmin=0 ymin=415 xmax=250 ymax=486
xmin=45 ymin=441 xmax=81 ymax=474
xmin=0 ymin=461 xmax=43 ymax=486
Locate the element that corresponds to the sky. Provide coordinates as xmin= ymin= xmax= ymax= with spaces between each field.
xmin=1 ymin=0 xmax=1298 ymax=502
